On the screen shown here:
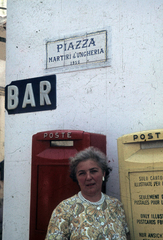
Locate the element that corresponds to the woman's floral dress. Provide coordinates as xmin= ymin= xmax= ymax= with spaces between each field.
xmin=45 ymin=194 xmax=129 ymax=240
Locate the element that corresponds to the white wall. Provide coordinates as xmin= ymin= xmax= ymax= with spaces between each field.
xmin=0 ymin=59 xmax=5 ymax=163
xmin=4 ymin=0 xmax=163 ymax=239
xmin=0 ymin=24 xmax=6 ymax=163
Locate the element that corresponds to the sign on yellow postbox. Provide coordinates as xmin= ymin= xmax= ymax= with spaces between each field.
xmin=117 ymin=129 xmax=163 ymax=240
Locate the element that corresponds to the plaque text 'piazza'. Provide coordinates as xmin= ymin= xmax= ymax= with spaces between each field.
xmin=46 ymin=30 xmax=107 ymax=70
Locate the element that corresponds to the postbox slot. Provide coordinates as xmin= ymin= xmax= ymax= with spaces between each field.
xmin=140 ymin=141 xmax=163 ymax=149
xmin=50 ymin=140 xmax=74 ymax=147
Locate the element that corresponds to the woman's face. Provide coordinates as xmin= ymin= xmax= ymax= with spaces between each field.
xmin=76 ymin=159 xmax=105 ymax=200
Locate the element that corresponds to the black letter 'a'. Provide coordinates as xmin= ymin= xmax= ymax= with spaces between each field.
xmin=88 ymin=38 xmax=96 ymax=47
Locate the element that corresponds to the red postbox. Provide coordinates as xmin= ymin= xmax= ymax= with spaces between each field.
xmin=29 ymin=130 xmax=106 ymax=240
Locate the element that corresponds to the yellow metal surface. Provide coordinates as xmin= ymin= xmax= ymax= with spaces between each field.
xmin=117 ymin=129 xmax=163 ymax=240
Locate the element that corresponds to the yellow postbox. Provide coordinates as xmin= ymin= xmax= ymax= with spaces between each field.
xmin=117 ymin=129 xmax=163 ymax=240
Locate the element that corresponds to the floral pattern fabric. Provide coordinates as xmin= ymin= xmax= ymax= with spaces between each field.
xmin=45 ymin=194 xmax=129 ymax=240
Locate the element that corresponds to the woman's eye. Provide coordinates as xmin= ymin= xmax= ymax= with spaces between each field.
xmin=78 ymin=172 xmax=84 ymax=176
xmin=91 ymin=170 xmax=97 ymax=173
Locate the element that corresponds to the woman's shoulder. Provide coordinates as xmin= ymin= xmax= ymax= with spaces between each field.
xmin=64 ymin=194 xmax=79 ymax=202
xmin=104 ymin=194 xmax=123 ymax=207
xmin=57 ymin=194 xmax=79 ymax=207
xmin=52 ymin=194 xmax=79 ymax=216
xmin=104 ymin=194 xmax=126 ymax=219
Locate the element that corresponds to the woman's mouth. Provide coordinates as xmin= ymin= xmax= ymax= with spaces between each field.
xmin=86 ymin=183 xmax=95 ymax=187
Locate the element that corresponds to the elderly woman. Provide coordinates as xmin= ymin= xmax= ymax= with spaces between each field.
xmin=45 ymin=147 xmax=129 ymax=240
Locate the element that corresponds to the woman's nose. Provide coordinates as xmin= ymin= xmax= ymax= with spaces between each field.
xmin=86 ymin=171 xmax=92 ymax=180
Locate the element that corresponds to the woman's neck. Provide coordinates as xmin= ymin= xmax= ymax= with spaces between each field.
xmin=78 ymin=191 xmax=105 ymax=205
xmin=80 ymin=191 xmax=102 ymax=202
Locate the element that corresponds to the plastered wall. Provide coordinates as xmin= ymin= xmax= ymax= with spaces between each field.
xmin=4 ymin=0 xmax=163 ymax=239
xmin=0 ymin=59 xmax=5 ymax=163
xmin=0 ymin=24 xmax=6 ymax=163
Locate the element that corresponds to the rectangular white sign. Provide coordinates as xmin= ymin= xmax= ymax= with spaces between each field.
xmin=46 ymin=30 xmax=108 ymax=70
